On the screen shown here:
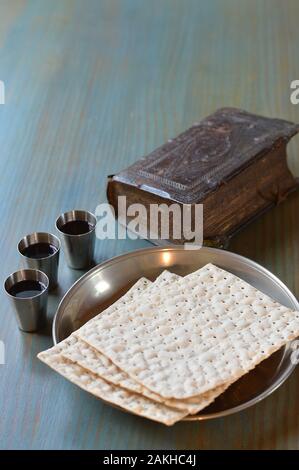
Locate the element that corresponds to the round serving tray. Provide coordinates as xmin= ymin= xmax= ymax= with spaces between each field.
xmin=53 ymin=246 xmax=299 ymax=421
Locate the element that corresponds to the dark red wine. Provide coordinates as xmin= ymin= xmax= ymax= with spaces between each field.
xmin=21 ymin=242 xmax=57 ymax=259
xmin=8 ymin=280 xmax=46 ymax=298
xmin=59 ymin=220 xmax=93 ymax=235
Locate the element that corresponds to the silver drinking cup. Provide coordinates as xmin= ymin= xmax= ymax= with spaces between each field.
xmin=4 ymin=269 xmax=49 ymax=332
xmin=18 ymin=232 xmax=60 ymax=290
xmin=55 ymin=210 xmax=96 ymax=270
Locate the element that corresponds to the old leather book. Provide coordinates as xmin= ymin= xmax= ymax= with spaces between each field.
xmin=107 ymin=108 xmax=299 ymax=247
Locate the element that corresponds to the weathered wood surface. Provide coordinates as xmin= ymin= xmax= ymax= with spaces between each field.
xmin=1 ymin=0 xmax=299 ymax=449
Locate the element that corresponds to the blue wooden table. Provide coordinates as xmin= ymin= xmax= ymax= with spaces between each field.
xmin=1 ymin=0 xmax=299 ymax=450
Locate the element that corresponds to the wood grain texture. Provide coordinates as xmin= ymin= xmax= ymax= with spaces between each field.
xmin=0 ymin=0 xmax=299 ymax=450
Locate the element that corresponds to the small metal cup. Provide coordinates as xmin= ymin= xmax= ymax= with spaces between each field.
xmin=55 ymin=210 xmax=96 ymax=269
xmin=18 ymin=232 xmax=60 ymax=290
xmin=4 ymin=269 xmax=49 ymax=332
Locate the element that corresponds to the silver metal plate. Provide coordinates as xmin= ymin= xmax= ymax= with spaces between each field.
xmin=53 ymin=246 xmax=299 ymax=421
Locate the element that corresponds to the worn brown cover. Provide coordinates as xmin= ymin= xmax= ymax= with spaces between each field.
xmin=107 ymin=108 xmax=299 ymax=246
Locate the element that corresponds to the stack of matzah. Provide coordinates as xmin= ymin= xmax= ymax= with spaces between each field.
xmin=38 ymin=264 xmax=299 ymax=425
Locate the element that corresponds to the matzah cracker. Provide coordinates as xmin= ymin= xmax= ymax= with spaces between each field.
xmin=61 ymin=335 xmax=229 ymax=413
xmin=75 ymin=270 xmax=179 ymax=334
xmin=57 ymin=272 xmax=228 ymax=413
xmin=77 ymin=263 xmax=299 ymax=399
xmin=38 ymin=348 xmax=187 ymax=425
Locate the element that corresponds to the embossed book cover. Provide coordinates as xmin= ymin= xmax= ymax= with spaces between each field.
xmin=107 ymin=108 xmax=299 ymax=246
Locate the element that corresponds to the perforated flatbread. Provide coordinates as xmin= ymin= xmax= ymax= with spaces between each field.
xmin=73 ymin=270 xmax=179 ymax=334
xmin=61 ymin=335 xmax=229 ymax=414
xmin=76 ymin=263 xmax=299 ymax=399
xmin=55 ymin=271 xmax=228 ymax=413
xmin=37 ymin=268 xmax=232 ymax=423
xmin=38 ymin=348 xmax=187 ymax=425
